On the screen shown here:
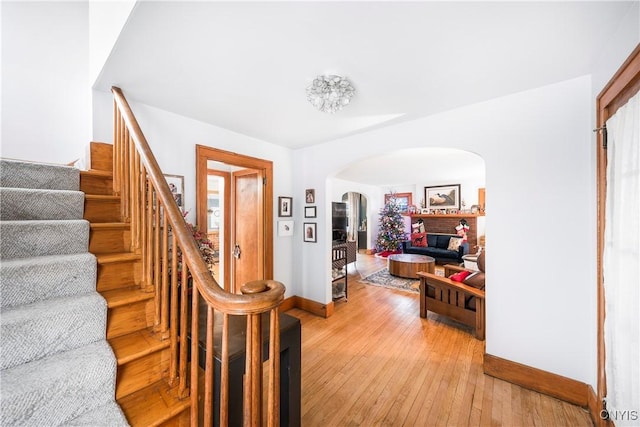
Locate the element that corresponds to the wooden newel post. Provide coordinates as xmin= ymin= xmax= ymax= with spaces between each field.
xmin=240 ymin=280 xmax=282 ymax=427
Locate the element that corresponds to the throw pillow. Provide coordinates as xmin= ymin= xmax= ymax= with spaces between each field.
xmin=449 ymin=270 xmax=471 ymax=282
xmin=447 ymin=237 xmax=463 ymax=251
xmin=463 ymin=272 xmax=485 ymax=290
xmin=476 ymin=250 xmax=486 ymax=272
xmin=411 ymin=233 xmax=427 ymax=247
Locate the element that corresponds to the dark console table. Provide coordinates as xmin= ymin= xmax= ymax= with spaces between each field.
xmin=193 ymin=305 xmax=301 ymax=426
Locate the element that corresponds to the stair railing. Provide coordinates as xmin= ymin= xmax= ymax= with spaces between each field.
xmin=111 ymin=86 xmax=285 ymax=427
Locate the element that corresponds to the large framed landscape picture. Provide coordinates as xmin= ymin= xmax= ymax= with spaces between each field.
xmin=425 ymin=184 xmax=460 ymax=210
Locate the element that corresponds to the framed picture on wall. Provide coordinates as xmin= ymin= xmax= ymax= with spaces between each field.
xmin=303 ymin=222 xmax=317 ymax=242
xmin=304 ymin=206 xmax=316 ymax=218
xmin=424 ymin=184 xmax=461 ymax=210
xmin=278 ymin=220 xmax=294 ymax=237
xmin=278 ymin=196 xmax=292 ymax=217
xmin=305 ymin=189 xmax=315 ymax=204
xmin=384 ymin=192 xmax=412 ymax=214
xmin=164 ymin=174 xmax=185 ymax=211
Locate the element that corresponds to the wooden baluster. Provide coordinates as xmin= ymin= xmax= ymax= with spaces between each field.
xmin=169 ymin=231 xmax=178 ymax=385
xmin=122 ymin=129 xmax=130 ymax=222
xmin=153 ymin=199 xmax=161 ymax=328
xmin=204 ymin=304 xmax=215 ymax=427
xmin=161 ymin=210 xmax=169 ymax=334
xmin=190 ymin=283 xmax=200 ymax=424
xmin=112 ymin=102 xmax=120 ymax=195
xmin=267 ymin=307 xmax=280 ymax=427
xmin=131 ymin=150 xmax=140 ymax=249
xmin=220 ymin=313 xmax=230 ymax=427
xmin=241 ymin=280 xmax=273 ymax=427
xmin=144 ymin=182 xmax=154 ymax=292
xmin=179 ymin=263 xmax=189 ymax=398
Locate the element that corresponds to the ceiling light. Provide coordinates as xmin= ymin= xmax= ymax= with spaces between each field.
xmin=306 ymin=75 xmax=355 ymax=114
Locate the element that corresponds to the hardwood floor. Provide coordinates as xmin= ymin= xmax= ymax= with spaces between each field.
xmin=285 ymin=253 xmax=593 ymax=426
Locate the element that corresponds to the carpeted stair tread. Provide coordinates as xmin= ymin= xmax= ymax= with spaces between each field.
xmin=0 ymin=159 xmax=79 ymax=191
xmin=64 ymin=401 xmax=129 ymax=426
xmin=0 ymin=219 xmax=89 ymax=259
xmin=1 ymin=292 xmax=107 ymax=370
xmin=0 ymin=187 xmax=85 ymax=220
xmin=0 ymin=253 xmax=97 ymax=309
xmin=1 ymin=341 xmax=118 ymax=427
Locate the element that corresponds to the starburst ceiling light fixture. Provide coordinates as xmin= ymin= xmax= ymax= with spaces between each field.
xmin=306 ymin=75 xmax=355 ymax=114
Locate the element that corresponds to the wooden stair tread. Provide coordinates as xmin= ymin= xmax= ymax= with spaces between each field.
xmin=97 ymin=252 xmax=141 ymax=264
xmin=81 ymin=169 xmax=113 ymax=177
xmin=110 ymin=329 xmax=169 ymax=365
xmin=102 ymin=287 xmax=153 ymax=308
xmin=85 ymin=194 xmax=120 ymax=201
xmin=90 ymin=222 xmax=130 ymax=230
xmin=118 ymin=380 xmax=190 ymax=427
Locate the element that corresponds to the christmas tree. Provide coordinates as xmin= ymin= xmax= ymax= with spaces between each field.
xmin=376 ymin=195 xmax=407 ymax=252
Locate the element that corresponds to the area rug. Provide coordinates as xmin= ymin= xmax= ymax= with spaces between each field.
xmin=361 ymin=268 xmax=420 ymax=293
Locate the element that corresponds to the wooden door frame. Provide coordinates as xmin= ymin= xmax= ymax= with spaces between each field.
xmin=196 ymin=145 xmax=274 ymax=287
xmin=595 ymin=43 xmax=640 ymax=426
xmin=206 ymin=168 xmax=231 ymax=290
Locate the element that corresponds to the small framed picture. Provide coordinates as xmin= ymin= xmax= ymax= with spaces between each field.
xmin=303 ymin=222 xmax=317 ymax=242
xmin=278 ymin=196 xmax=292 ymax=217
xmin=278 ymin=220 xmax=294 ymax=237
xmin=164 ymin=174 xmax=185 ymax=211
xmin=304 ymin=206 xmax=316 ymax=218
xmin=305 ymin=189 xmax=315 ymax=204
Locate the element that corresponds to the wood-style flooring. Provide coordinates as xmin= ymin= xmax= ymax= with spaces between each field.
xmin=285 ymin=253 xmax=593 ymax=426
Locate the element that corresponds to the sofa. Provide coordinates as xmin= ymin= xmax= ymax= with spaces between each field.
xmin=401 ymin=233 xmax=469 ymax=264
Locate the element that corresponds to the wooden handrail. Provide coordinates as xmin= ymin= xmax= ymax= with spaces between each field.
xmin=111 ymin=86 xmax=285 ymax=426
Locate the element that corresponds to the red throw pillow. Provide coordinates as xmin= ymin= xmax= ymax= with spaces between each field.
xmin=411 ymin=233 xmax=427 ymax=247
xmin=449 ymin=270 xmax=472 ymax=282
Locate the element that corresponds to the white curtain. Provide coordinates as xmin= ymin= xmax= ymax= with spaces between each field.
xmin=346 ymin=192 xmax=359 ymax=241
xmin=604 ymin=91 xmax=640 ymax=425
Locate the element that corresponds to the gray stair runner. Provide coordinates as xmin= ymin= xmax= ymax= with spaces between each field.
xmin=0 ymin=159 xmax=128 ymax=426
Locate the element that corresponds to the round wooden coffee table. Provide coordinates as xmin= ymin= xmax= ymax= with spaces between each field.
xmin=388 ymin=254 xmax=435 ymax=279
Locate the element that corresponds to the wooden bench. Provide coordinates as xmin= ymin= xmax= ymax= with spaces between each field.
xmin=417 ymin=264 xmax=485 ymax=340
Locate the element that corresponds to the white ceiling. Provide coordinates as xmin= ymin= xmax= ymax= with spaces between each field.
xmin=95 ymin=1 xmax=634 ymax=185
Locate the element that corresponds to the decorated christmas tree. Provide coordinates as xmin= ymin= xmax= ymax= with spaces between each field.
xmin=376 ymin=195 xmax=407 ymax=252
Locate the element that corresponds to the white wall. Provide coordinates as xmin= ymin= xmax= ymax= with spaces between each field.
xmin=89 ymin=0 xmax=136 ymax=85
xmin=293 ymin=76 xmax=595 ymax=386
xmin=93 ymin=93 xmax=295 ymax=296
xmin=1 ymin=1 xmax=91 ymax=164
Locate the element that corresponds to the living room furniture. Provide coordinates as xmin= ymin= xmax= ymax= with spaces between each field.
xmin=194 ymin=307 xmax=302 ymax=426
xmin=416 ymin=252 xmax=485 ymax=340
xmin=402 ymin=233 xmax=469 ymax=264
xmin=332 ymin=242 xmax=348 ymax=300
xmin=388 ymin=254 xmax=435 ymax=279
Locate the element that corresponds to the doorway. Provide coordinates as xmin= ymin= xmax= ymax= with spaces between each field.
xmin=341 ymin=192 xmax=368 ymax=252
xmin=196 ymin=145 xmax=274 ymax=293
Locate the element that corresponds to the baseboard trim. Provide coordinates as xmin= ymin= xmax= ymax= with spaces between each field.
xmin=281 ymin=296 xmax=334 ymax=318
xmin=484 ymin=353 xmax=589 ymax=407
xmin=280 ymin=296 xmax=296 ymax=312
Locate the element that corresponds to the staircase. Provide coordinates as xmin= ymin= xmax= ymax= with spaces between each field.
xmin=0 ymin=142 xmax=190 ymax=426
xmin=81 ymin=142 xmax=191 ymax=425
xmin=0 ymin=157 xmax=128 ymax=425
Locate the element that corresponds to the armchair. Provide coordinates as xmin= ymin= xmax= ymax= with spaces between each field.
xmin=416 ymin=251 xmax=486 ymax=340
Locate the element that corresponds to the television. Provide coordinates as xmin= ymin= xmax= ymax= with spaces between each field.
xmin=332 ymin=202 xmax=348 ymax=242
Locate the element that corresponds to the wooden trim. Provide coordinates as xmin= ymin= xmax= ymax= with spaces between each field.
xmin=596 ymin=43 xmax=640 ymax=424
xmin=290 ymin=296 xmax=334 ymax=318
xmin=195 ymin=145 xmax=274 ymax=282
xmin=484 ymin=353 xmax=589 ymax=407
xmin=279 ymin=296 xmax=296 ymax=312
